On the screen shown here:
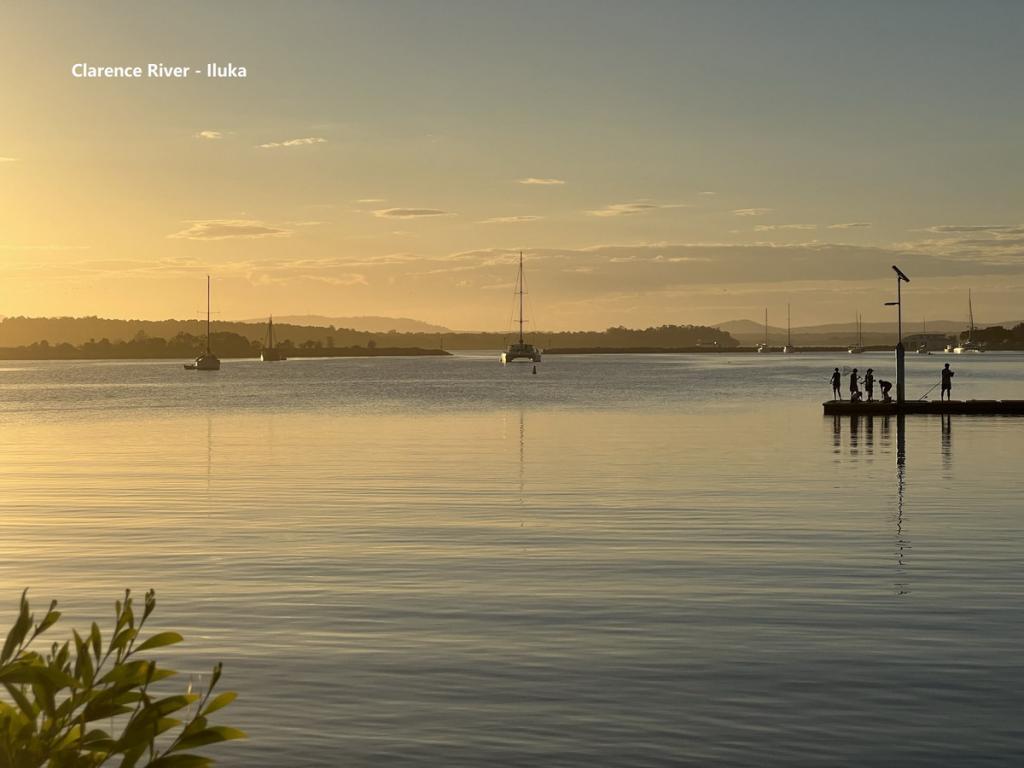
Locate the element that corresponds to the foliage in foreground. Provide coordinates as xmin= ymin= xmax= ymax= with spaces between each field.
xmin=0 ymin=590 xmax=243 ymax=767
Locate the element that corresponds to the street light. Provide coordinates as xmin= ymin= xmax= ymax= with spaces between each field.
xmin=887 ymin=265 xmax=911 ymax=404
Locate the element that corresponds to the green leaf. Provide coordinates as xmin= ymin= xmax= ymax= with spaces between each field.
xmin=200 ymin=691 xmax=237 ymax=716
xmin=169 ymin=726 xmax=247 ymax=752
xmin=151 ymin=694 xmax=198 ymax=718
xmin=90 ymin=622 xmax=102 ymax=661
xmin=147 ymin=755 xmax=214 ymax=768
xmin=134 ymin=632 xmax=184 ymax=654
xmin=1 ymin=592 xmax=32 ymax=663
xmin=110 ymin=627 xmax=138 ymax=654
xmin=2 ymin=681 xmax=37 ymax=721
xmin=34 ymin=609 xmax=62 ymax=638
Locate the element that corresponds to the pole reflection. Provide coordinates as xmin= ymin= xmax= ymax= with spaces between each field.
xmin=827 ymin=413 xmax=917 ymax=596
xmin=894 ymin=414 xmax=910 ymax=596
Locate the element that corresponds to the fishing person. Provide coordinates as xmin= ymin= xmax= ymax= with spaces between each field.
xmin=864 ymin=368 xmax=875 ymax=401
xmin=941 ymin=362 xmax=955 ymax=401
xmin=879 ymin=379 xmax=893 ymax=402
xmin=830 ymin=367 xmax=842 ymax=400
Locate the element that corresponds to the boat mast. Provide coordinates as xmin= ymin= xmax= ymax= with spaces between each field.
xmin=763 ymin=308 xmax=768 ymax=347
xmin=787 ymin=304 xmax=791 ymax=347
xmin=968 ymin=289 xmax=975 ymax=341
xmin=518 ymin=251 xmax=524 ymax=344
xmin=206 ymin=275 xmax=211 ymax=354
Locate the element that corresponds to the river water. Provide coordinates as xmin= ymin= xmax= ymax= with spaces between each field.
xmin=1 ymin=352 xmax=1022 ymax=766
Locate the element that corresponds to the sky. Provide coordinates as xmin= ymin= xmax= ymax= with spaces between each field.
xmin=1 ymin=0 xmax=1023 ymax=331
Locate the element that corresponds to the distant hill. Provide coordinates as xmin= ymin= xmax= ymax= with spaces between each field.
xmin=241 ymin=315 xmax=450 ymax=333
xmin=715 ymin=318 xmax=1022 ymax=347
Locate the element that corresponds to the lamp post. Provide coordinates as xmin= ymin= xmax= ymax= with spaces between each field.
xmin=886 ymin=265 xmax=911 ymax=405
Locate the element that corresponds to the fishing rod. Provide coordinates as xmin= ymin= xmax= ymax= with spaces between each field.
xmin=918 ymin=382 xmax=940 ymax=401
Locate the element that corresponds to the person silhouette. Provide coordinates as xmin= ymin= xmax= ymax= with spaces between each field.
xmin=849 ymin=368 xmax=860 ymax=399
xmin=879 ymin=379 xmax=893 ymax=402
xmin=941 ymin=362 xmax=955 ymax=401
xmin=830 ymin=367 xmax=842 ymax=400
xmin=864 ymin=368 xmax=875 ymax=401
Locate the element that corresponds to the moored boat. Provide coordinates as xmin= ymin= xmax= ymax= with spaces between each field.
xmin=184 ymin=276 xmax=221 ymax=371
xmin=501 ymin=252 xmax=542 ymax=364
xmin=260 ymin=315 xmax=287 ymax=361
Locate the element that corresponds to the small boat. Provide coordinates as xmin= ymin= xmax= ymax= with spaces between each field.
xmin=500 ymin=252 xmax=542 ymax=364
xmin=260 ymin=315 xmax=287 ymax=362
xmin=782 ymin=304 xmax=795 ymax=353
xmin=185 ymin=276 xmax=221 ymax=371
xmin=916 ymin=318 xmax=930 ymax=353
xmin=953 ymin=289 xmax=984 ymax=354
xmin=847 ymin=313 xmax=864 ymax=354
xmin=756 ymin=308 xmax=770 ymax=353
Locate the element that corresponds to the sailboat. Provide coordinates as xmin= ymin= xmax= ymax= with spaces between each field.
xmin=847 ymin=313 xmax=864 ymax=354
xmin=756 ymin=308 xmax=770 ymax=353
xmin=184 ymin=275 xmax=221 ymax=371
xmin=953 ymin=290 xmax=984 ymax=354
xmin=916 ymin=318 xmax=930 ymax=354
xmin=500 ymin=252 xmax=542 ymax=364
xmin=782 ymin=304 xmax=795 ymax=353
xmin=260 ymin=315 xmax=286 ymax=361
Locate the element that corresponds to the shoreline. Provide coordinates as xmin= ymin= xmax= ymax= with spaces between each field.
xmin=0 ymin=346 xmax=450 ymax=362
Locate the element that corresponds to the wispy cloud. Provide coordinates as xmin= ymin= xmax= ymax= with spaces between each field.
xmin=373 ymin=208 xmax=452 ymax=219
xmin=356 ymin=198 xmax=386 ymax=203
xmin=732 ymin=208 xmax=773 ymax=217
xmin=258 ymin=137 xmax=327 ymax=149
xmin=480 ymin=215 xmax=543 ymax=224
xmin=194 ymin=130 xmax=223 ymax=140
xmin=898 ymin=224 xmax=1024 ymax=264
xmin=828 ymin=222 xmax=872 ymax=230
xmin=517 ymin=177 xmax=565 ymax=186
xmin=754 ymin=223 xmax=816 ymax=231
xmin=301 ymin=274 xmax=369 ymax=287
xmin=0 ymin=156 xmax=19 ymax=163
xmin=698 ymin=191 xmax=716 ymax=196
xmin=588 ymin=201 xmax=689 ymax=218
xmin=168 ymin=220 xmax=292 ymax=240
xmin=925 ymin=224 xmax=1021 ymax=234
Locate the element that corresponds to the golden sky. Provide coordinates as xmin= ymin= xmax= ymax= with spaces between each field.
xmin=2 ymin=2 xmax=1023 ymax=330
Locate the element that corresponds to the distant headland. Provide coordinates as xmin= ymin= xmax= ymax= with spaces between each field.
xmin=0 ymin=316 xmax=736 ymax=360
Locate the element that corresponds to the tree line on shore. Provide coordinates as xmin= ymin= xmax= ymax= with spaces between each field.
xmin=0 ymin=316 xmax=738 ymax=358
xmin=960 ymin=323 xmax=1024 ymax=349
xmin=0 ymin=331 xmax=446 ymax=360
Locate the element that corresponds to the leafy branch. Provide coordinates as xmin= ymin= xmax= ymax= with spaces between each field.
xmin=0 ymin=590 xmax=244 ymax=768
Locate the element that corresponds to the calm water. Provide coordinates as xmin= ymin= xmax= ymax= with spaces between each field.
xmin=1 ymin=352 xmax=1023 ymax=766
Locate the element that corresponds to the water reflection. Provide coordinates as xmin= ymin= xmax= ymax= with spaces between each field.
xmin=941 ymin=414 xmax=953 ymax=472
xmin=895 ymin=415 xmax=910 ymax=596
xmin=828 ymin=414 xmax=914 ymax=596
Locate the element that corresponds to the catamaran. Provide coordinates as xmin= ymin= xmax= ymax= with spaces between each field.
xmin=782 ymin=304 xmax=795 ymax=353
xmin=260 ymin=315 xmax=286 ymax=361
xmin=184 ymin=275 xmax=221 ymax=371
xmin=756 ymin=308 xmax=770 ymax=353
xmin=500 ymin=252 xmax=542 ymax=364
xmin=953 ymin=290 xmax=984 ymax=353
xmin=847 ymin=313 xmax=864 ymax=354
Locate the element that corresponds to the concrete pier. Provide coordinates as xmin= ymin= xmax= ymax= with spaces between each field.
xmin=823 ymin=400 xmax=1024 ymax=416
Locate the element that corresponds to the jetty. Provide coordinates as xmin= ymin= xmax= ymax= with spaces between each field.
xmin=824 ymin=400 xmax=1024 ymax=416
